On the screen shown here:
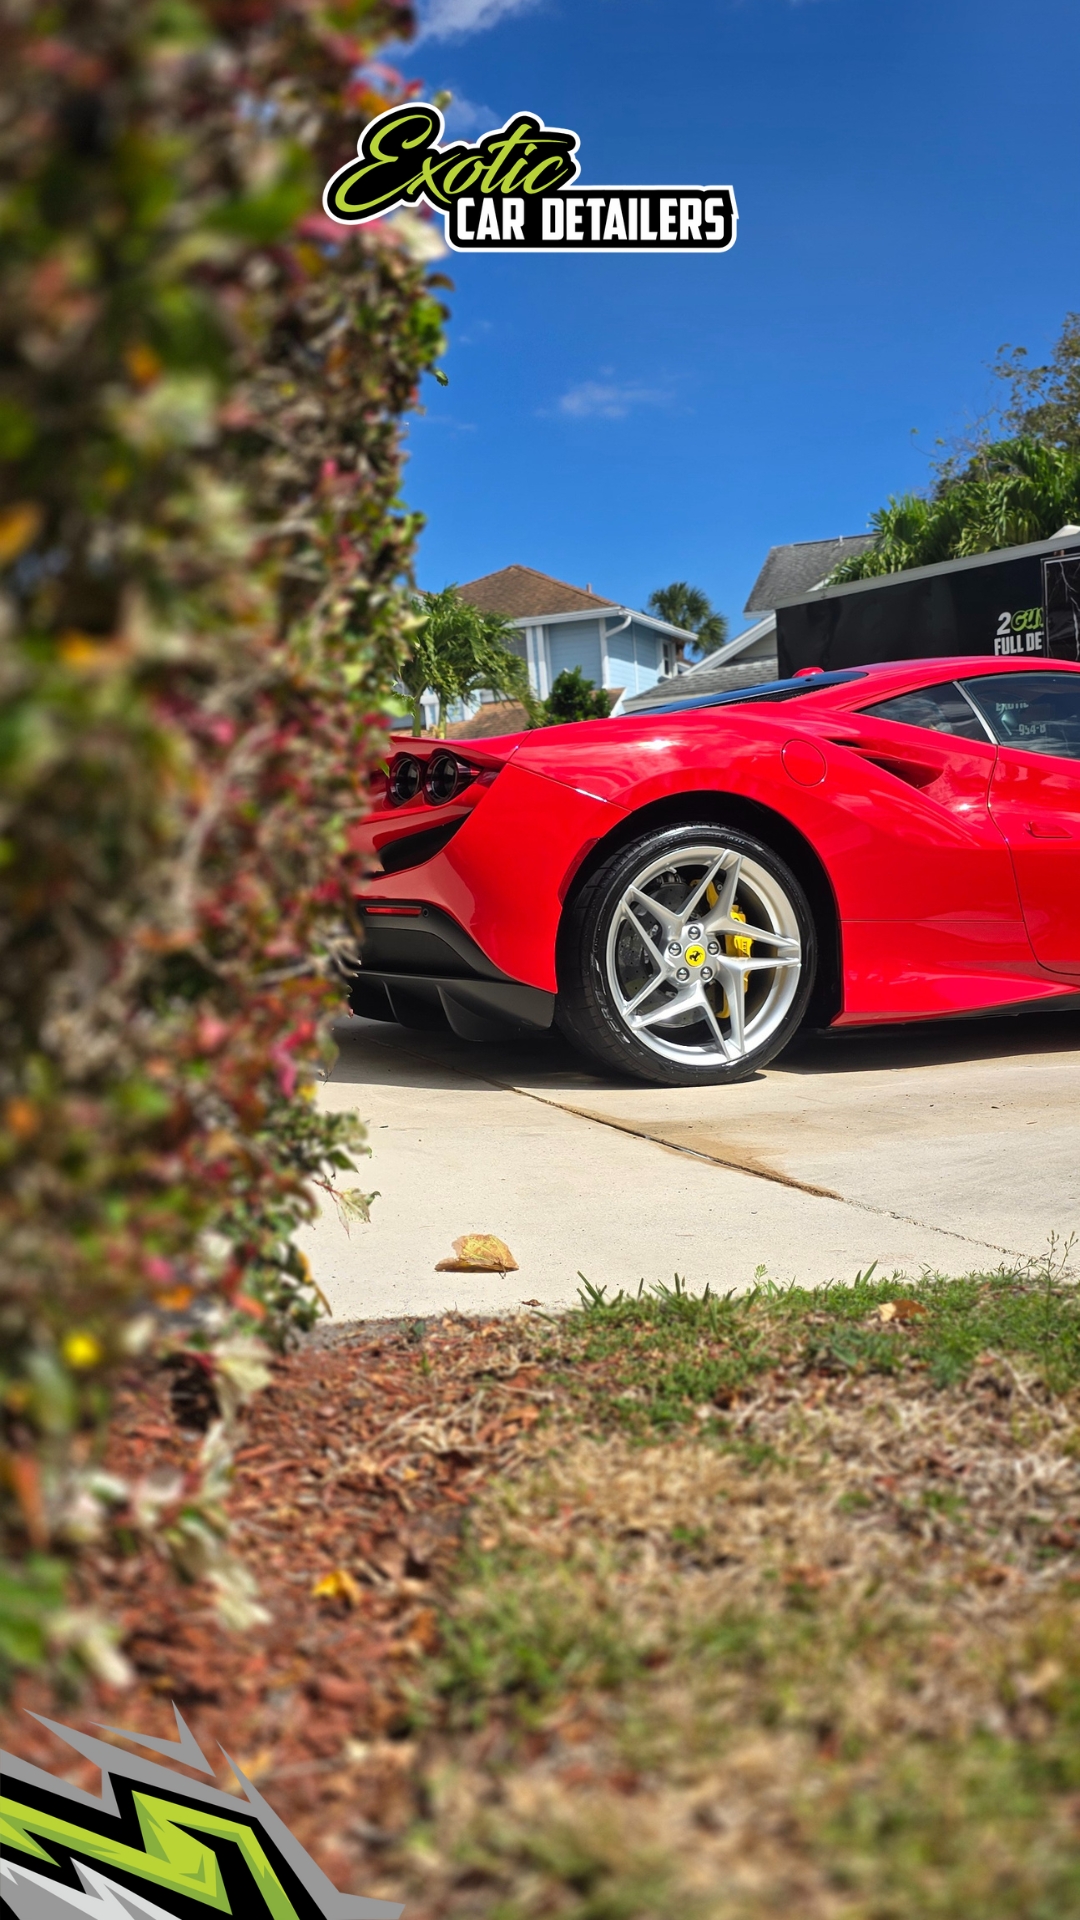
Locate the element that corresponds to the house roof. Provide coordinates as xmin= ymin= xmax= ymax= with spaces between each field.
xmin=744 ymin=536 xmax=876 ymax=613
xmin=443 ymin=700 xmax=534 ymax=739
xmin=772 ymin=525 xmax=1080 ymax=607
xmin=621 ymin=653 xmax=780 ymax=714
xmin=457 ymin=564 xmax=617 ymax=619
xmin=680 ymin=612 xmax=776 ymax=678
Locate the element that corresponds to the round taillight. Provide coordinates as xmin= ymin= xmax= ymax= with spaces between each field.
xmin=425 ymin=752 xmax=461 ymax=804
xmin=389 ymin=754 xmax=423 ymax=805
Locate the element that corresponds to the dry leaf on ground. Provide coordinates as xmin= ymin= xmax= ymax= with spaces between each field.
xmin=871 ymin=1297 xmax=928 ymax=1324
xmin=435 ymin=1233 xmax=518 ymax=1273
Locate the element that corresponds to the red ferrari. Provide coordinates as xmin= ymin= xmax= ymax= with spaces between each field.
xmin=350 ymin=657 xmax=1080 ymax=1087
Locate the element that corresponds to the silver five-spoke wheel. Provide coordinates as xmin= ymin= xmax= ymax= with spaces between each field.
xmin=559 ymin=824 xmax=816 ymax=1087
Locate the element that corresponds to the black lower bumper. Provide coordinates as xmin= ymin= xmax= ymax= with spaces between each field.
xmin=349 ymin=971 xmax=555 ymax=1040
xmin=348 ymin=903 xmax=555 ymax=1040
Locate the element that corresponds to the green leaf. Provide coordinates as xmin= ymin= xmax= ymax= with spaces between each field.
xmin=329 ymin=1186 xmax=379 ymax=1234
xmin=0 ymin=1554 xmax=68 ymax=1671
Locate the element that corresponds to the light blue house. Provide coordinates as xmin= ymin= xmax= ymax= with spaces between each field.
xmin=457 ymin=564 xmax=695 ymax=712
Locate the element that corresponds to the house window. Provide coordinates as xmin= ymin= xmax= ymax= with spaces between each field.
xmin=662 ymin=639 xmax=676 ymax=677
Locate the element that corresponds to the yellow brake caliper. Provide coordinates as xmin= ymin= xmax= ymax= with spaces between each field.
xmin=705 ymin=884 xmax=752 ymax=1019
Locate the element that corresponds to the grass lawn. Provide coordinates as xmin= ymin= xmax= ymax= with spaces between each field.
xmin=396 ymin=1261 xmax=1080 ymax=1920
xmin=4 ymin=1259 xmax=1079 ymax=1920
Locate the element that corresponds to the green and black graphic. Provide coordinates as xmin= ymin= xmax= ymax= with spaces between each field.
xmin=1 ymin=1709 xmax=400 ymax=1920
xmin=323 ymin=105 xmax=737 ymax=254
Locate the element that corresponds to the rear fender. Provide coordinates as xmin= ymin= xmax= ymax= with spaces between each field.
xmin=556 ymin=786 xmax=844 ymax=1029
xmin=360 ymin=759 xmax=626 ymax=992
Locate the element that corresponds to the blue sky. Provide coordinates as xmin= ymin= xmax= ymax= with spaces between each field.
xmin=389 ymin=0 xmax=1079 ymax=634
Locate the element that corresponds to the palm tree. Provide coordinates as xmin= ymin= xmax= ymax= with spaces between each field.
xmin=647 ymin=581 xmax=729 ymax=657
xmin=402 ymin=586 xmax=538 ymax=734
xmin=830 ymin=438 xmax=1080 ymax=584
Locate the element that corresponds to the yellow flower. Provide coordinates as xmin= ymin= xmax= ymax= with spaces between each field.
xmin=312 ymin=1568 xmax=363 ymax=1607
xmin=4 ymin=1096 xmax=40 ymax=1139
xmin=124 ymin=341 xmax=163 ymax=388
xmin=63 ymin=1332 xmax=103 ymax=1371
xmin=59 ymin=631 xmax=129 ymax=674
xmin=0 ymin=502 xmax=42 ymax=569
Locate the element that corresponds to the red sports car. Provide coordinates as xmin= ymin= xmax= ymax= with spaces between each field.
xmin=350 ymin=657 xmax=1080 ymax=1087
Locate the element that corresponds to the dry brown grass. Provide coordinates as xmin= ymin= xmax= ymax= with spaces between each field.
xmin=373 ymin=1291 xmax=1080 ymax=1920
xmin=11 ymin=1280 xmax=1076 ymax=1919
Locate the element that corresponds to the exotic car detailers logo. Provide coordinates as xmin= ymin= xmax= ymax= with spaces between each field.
xmin=323 ymin=104 xmax=737 ymax=254
xmin=1 ymin=1709 xmax=402 ymax=1920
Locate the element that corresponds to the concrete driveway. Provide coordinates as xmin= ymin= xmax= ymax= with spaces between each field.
xmin=298 ymin=1007 xmax=1080 ymax=1321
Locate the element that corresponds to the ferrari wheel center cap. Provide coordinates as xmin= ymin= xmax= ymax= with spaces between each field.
xmin=683 ymin=943 xmax=707 ymax=969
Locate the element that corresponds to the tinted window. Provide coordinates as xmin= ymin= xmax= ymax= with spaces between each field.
xmin=860 ymin=683 xmax=989 ymax=741
xmin=961 ymin=673 xmax=1080 ymax=760
xmin=734 ymin=673 xmax=867 ymax=705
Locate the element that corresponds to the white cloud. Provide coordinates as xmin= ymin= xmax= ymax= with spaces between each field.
xmin=556 ymin=380 xmax=668 ymax=421
xmin=440 ymin=91 xmax=497 ymax=135
xmin=418 ymin=0 xmax=541 ymax=40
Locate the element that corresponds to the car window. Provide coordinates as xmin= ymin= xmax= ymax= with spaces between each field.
xmin=960 ymin=673 xmax=1080 ymax=761
xmin=858 ymin=683 xmax=990 ymax=741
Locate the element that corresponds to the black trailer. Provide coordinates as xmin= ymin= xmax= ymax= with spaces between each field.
xmin=775 ymin=530 xmax=1080 ymax=678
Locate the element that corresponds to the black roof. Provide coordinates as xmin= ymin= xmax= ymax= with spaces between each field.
xmin=744 ymin=535 xmax=876 ymax=613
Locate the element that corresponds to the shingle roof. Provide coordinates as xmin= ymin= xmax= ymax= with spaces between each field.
xmin=744 ymin=536 xmax=876 ymax=613
xmin=680 ymin=613 xmax=776 ymax=677
xmin=457 ymin=564 xmax=617 ymax=619
xmin=443 ymin=700 xmax=533 ymax=739
xmin=621 ymin=654 xmax=780 ymax=713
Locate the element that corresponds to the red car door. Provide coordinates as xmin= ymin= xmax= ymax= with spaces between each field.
xmin=961 ymin=672 xmax=1080 ymax=974
xmin=840 ymin=681 xmax=1024 ymax=945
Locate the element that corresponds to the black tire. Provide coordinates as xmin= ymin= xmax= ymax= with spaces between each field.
xmin=557 ymin=823 xmax=817 ymax=1087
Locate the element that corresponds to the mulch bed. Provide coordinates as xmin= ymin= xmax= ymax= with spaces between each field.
xmin=0 ymin=1315 xmax=549 ymax=1892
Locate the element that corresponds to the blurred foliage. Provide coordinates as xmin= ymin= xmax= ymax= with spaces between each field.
xmin=0 ymin=0 xmax=447 ymax=1681
xmin=401 ymin=584 xmax=537 ymax=734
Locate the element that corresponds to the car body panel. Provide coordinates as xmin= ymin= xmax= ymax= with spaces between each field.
xmin=987 ymin=749 xmax=1080 ymax=974
xmin=357 ymin=761 xmax=625 ymax=992
xmin=352 ymin=657 xmax=1080 ymax=1029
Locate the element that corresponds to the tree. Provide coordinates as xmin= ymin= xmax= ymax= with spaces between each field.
xmin=401 ymin=586 xmax=537 ymax=733
xmin=829 ymin=438 xmax=1080 ymax=584
xmin=541 ymin=667 xmax=611 ymax=725
xmin=0 ymin=0 xmax=446 ymax=1679
xmin=991 ymin=312 xmax=1080 ymax=453
xmin=648 ymin=581 xmax=728 ymax=656
xmin=831 ymin=313 xmax=1080 ymax=589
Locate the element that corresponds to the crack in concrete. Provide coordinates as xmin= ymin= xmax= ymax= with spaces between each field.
xmin=338 ymin=1027 xmax=1027 ymax=1262
xmin=517 ymin=1096 xmax=844 ymax=1199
